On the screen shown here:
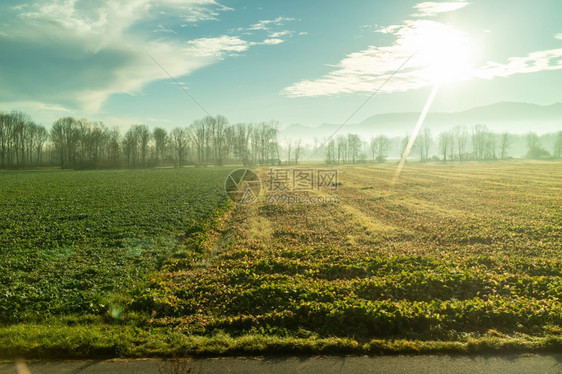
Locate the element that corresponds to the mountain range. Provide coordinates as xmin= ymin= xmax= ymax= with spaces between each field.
xmin=279 ymin=102 xmax=562 ymax=142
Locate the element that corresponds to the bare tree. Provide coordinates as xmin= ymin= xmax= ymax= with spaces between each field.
xmin=108 ymin=126 xmax=121 ymax=167
xmin=232 ymin=122 xmax=253 ymax=166
xmin=170 ymin=127 xmax=189 ymax=167
xmin=89 ymin=122 xmax=110 ymax=165
xmin=253 ymin=122 xmax=279 ymax=165
xmin=285 ymin=138 xmax=293 ymax=165
xmin=347 ymin=134 xmax=361 ymax=164
xmin=500 ymin=132 xmax=512 ymax=159
xmin=202 ymin=116 xmax=215 ymax=163
xmin=189 ymin=119 xmax=207 ymax=164
xmin=0 ymin=112 xmax=44 ymax=167
xmin=75 ymin=119 xmax=90 ymax=166
xmin=438 ymin=131 xmax=453 ymax=162
xmin=10 ymin=111 xmax=33 ymax=167
xmin=123 ymin=126 xmax=139 ymax=168
xmin=370 ymin=135 xmax=390 ymax=163
xmin=294 ymin=138 xmax=302 ymax=165
xmin=24 ymin=122 xmax=38 ymax=165
xmin=134 ymin=125 xmax=151 ymax=168
xmin=400 ymin=134 xmax=410 ymax=160
xmin=453 ymin=125 xmax=469 ymax=161
xmin=35 ymin=125 xmax=48 ymax=165
xmin=472 ymin=124 xmax=489 ymax=160
xmin=526 ymin=132 xmax=539 ymax=150
xmin=414 ymin=127 xmax=432 ymax=162
xmin=336 ymin=135 xmax=347 ymax=164
xmin=525 ymin=132 xmax=550 ymax=159
xmin=51 ymin=117 xmax=79 ymax=169
xmin=213 ymin=115 xmax=229 ymax=166
xmin=152 ymin=127 xmax=168 ymax=165
xmin=325 ymin=138 xmax=336 ymax=164
xmin=0 ymin=113 xmax=8 ymax=168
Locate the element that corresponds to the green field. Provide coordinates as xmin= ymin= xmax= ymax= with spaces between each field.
xmin=0 ymin=168 xmax=230 ymax=323
xmin=0 ymin=162 xmax=561 ymax=358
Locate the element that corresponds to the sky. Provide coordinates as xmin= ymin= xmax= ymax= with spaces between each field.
xmin=1 ymin=0 xmax=561 ymax=131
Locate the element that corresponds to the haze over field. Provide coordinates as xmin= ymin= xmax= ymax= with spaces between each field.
xmin=1 ymin=0 xmax=561 ymax=133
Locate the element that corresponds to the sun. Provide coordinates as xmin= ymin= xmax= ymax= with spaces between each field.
xmin=405 ymin=21 xmax=476 ymax=84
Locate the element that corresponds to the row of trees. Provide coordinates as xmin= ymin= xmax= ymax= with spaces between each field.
xmin=54 ymin=116 xmax=283 ymax=169
xmin=0 ymin=111 xmax=284 ymax=169
xmin=323 ymin=134 xmax=392 ymax=164
xmin=324 ymin=125 xmax=562 ymax=164
xmin=0 ymin=112 xmax=49 ymax=168
xmin=1 ymin=110 xmax=560 ymax=169
xmin=435 ymin=125 xmax=542 ymax=162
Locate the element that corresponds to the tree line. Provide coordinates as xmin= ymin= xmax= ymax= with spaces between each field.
xmin=0 ymin=111 xmax=282 ymax=169
xmin=0 ymin=110 xmax=560 ymax=169
xmin=323 ymin=124 xmax=562 ymax=164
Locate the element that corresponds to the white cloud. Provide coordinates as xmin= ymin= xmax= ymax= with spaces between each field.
xmin=556 ymin=33 xmax=562 ymax=40
xmin=6 ymin=101 xmax=72 ymax=113
xmin=242 ymin=17 xmax=299 ymax=47
xmin=153 ymin=24 xmax=176 ymax=33
xmin=413 ymin=1 xmax=470 ymax=17
xmin=184 ymin=36 xmax=250 ymax=57
xmin=269 ymin=30 xmax=292 ymax=38
xmin=261 ymin=38 xmax=285 ymax=45
xmin=179 ymin=2 xmax=234 ymax=23
xmin=474 ymin=49 xmax=562 ymax=79
xmin=15 ymin=0 xmax=227 ymax=50
xmin=282 ymin=20 xmax=469 ymax=97
xmin=374 ymin=24 xmax=402 ymax=34
xmin=282 ymin=18 xmax=562 ymax=98
xmin=248 ymin=16 xmax=295 ymax=31
xmin=0 ymin=0 xmax=281 ymax=113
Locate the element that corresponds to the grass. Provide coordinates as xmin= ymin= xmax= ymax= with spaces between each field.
xmin=0 ymin=161 xmax=560 ymax=358
xmin=1 ymin=323 xmax=561 ymax=359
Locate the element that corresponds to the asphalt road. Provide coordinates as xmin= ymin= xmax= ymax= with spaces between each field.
xmin=1 ymin=354 xmax=561 ymax=374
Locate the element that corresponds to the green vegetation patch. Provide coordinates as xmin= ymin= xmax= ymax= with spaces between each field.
xmin=0 ymin=168 xmax=230 ymax=322
xmin=132 ymin=163 xmax=561 ymax=350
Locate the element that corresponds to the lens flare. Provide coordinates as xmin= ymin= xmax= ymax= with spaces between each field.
xmin=392 ymin=84 xmax=440 ymax=186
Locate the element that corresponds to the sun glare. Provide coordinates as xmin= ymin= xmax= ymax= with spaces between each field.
xmin=406 ymin=22 xmax=476 ymax=84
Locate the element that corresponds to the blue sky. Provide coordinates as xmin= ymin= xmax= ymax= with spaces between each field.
xmin=0 ymin=0 xmax=561 ymax=130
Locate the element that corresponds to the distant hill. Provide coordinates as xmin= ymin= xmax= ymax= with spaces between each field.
xmin=458 ymin=102 xmax=562 ymax=121
xmin=280 ymin=102 xmax=562 ymax=142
